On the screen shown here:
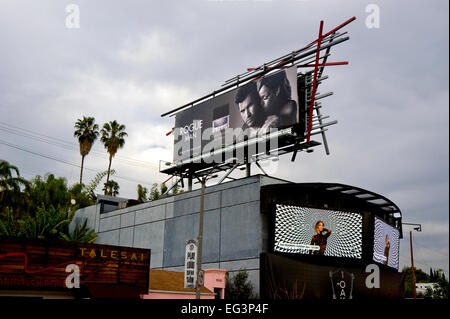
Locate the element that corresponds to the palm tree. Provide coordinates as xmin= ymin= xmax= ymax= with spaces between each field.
xmin=100 ymin=120 xmax=127 ymax=184
xmin=103 ymin=180 xmax=120 ymax=197
xmin=74 ymin=116 xmax=99 ymax=185
xmin=0 ymin=160 xmax=29 ymax=211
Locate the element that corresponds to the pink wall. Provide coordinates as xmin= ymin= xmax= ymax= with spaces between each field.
xmin=204 ymin=269 xmax=227 ymax=299
xmin=142 ymin=292 xmax=215 ymax=299
xmin=141 ymin=268 xmax=227 ymax=300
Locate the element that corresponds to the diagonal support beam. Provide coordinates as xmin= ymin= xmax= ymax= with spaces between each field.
xmin=254 ymin=161 xmax=269 ymax=176
xmin=307 ymin=20 xmax=324 ymax=142
xmin=217 ymin=163 xmax=240 ymax=184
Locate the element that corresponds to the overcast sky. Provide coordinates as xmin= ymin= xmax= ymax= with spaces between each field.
xmin=0 ymin=0 xmax=448 ymax=275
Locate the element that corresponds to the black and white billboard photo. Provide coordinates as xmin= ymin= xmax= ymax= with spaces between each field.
xmin=172 ymin=66 xmax=302 ymax=163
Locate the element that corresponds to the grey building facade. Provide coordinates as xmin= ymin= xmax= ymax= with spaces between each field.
xmin=70 ymin=175 xmax=289 ymax=294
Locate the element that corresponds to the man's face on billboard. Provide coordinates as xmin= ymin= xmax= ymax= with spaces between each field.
xmin=238 ymin=94 xmax=260 ymax=128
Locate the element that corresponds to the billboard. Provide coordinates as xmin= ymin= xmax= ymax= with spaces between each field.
xmin=173 ymin=66 xmax=304 ymax=163
xmin=373 ymin=217 xmax=400 ymax=269
xmin=274 ymin=204 xmax=363 ymax=259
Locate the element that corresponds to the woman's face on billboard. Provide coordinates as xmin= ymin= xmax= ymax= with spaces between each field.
xmin=258 ymin=85 xmax=278 ymax=114
xmin=318 ymin=222 xmax=324 ymax=232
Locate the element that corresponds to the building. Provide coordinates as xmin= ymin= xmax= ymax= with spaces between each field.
xmin=142 ymin=268 xmax=226 ymax=299
xmin=416 ymin=283 xmax=437 ymax=295
xmin=70 ymin=174 xmax=404 ymax=299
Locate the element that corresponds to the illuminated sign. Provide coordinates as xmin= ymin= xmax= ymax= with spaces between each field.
xmin=274 ymin=204 xmax=363 ymax=259
xmin=373 ymin=217 xmax=400 ymax=269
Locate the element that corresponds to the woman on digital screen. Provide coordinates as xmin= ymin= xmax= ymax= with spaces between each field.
xmin=384 ymin=234 xmax=390 ymax=265
xmin=310 ymin=220 xmax=332 ymax=256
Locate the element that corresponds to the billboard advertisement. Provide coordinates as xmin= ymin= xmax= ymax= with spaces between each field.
xmin=173 ymin=66 xmax=304 ymax=163
xmin=373 ymin=217 xmax=400 ymax=269
xmin=274 ymin=204 xmax=363 ymax=259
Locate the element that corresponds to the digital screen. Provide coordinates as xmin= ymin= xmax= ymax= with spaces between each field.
xmin=274 ymin=204 xmax=363 ymax=258
xmin=373 ymin=217 xmax=400 ymax=269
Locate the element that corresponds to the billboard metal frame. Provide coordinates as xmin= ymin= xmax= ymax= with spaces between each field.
xmin=160 ymin=17 xmax=356 ymax=190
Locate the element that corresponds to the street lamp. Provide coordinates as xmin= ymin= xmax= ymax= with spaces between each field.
xmin=402 ymin=222 xmax=422 ymax=299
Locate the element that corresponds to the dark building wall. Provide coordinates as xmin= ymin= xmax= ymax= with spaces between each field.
xmin=260 ymin=253 xmax=404 ymax=299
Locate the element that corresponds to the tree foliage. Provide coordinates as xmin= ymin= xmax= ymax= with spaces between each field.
xmin=425 ymin=268 xmax=449 ymax=299
xmin=148 ymin=182 xmax=183 ymax=201
xmin=0 ymin=160 xmax=29 ymax=215
xmin=69 ymin=183 xmax=95 ymax=208
xmin=0 ymin=160 xmax=97 ymax=244
xmin=0 ymin=205 xmax=96 ymax=243
xmin=137 ymin=184 xmax=148 ymax=202
xmin=26 ymin=174 xmax=70 ymax=214
xmin=149 ymin=183 xmax=161 ymax=201
xmin=402 ymin=266 xmax=449 ymax=299
xmin=60 ymin=219 xmax=98 ymax=244
xmin=225 ymin=269 xmax=258 ymax=299
xmin=83 ymin=169 xmax=115 ymax=199
xmin=103 ymin=179 xmax=120 ymax=197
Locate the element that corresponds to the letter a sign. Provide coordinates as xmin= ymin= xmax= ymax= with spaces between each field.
xmin=184 ymin=239 xmax=198 ymax=289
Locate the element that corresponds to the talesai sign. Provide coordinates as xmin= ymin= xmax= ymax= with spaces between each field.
xmin=184 ymin=239 xmax=197 ymax=289
xmin=0 ymin=236 xmax=150 ymax=294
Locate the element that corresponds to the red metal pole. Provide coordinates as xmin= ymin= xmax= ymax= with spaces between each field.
xmin=306 ymin=16 xmax=356 ymax=48
xmin=162 ymin=175 xmax=174 ymax=185
xmin=247 ymin=17 xmax=356 ymax=73
xmin=306 ymin=20 xmax=324 ymax=142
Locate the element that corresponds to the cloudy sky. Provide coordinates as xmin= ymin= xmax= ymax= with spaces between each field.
xmin=0 ymin=0 xmax=448 ymax=275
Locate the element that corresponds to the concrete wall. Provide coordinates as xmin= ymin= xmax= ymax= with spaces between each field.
xmin=70 ymin=174 xmax=289 ymax=295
